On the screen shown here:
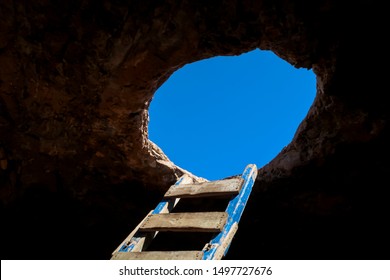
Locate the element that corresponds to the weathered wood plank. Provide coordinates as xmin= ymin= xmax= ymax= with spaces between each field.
xmin=112 ymin=251 xmax=203 ymax=260
xmin=139 ymin=212 xmax=228 ymax=232
xmin=164 ymin=178 xmax=244 ymax=198
xmin=153 ymin=174 xmax=194 ymax=214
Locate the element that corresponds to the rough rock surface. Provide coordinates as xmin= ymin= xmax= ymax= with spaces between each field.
xmin=1 ymin=1 xmax=388 ymax=259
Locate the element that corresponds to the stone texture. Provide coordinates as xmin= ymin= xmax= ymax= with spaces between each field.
xmin=0 ymin=1 xmax=389 ymax=259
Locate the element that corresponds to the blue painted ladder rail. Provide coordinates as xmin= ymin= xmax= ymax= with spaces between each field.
xmin=110 ymin=164 xmax=258 ymax=260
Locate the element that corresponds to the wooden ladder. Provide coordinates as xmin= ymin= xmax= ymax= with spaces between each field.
xmin=111 ymin=164 xmax=258 ymax=260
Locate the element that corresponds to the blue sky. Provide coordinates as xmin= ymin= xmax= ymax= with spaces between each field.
xmin=148 ymin=49 xmax=316 ymax=181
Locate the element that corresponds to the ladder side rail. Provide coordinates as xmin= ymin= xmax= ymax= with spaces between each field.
xmin=113 ymin=174 xmax=193 ymax=255
xmin=202 ymin=164 xmax=258 ymax=260
xmin=111 ymin=210 xmax=153 ymax=255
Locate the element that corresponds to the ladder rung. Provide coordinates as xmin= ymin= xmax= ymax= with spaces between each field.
xmin=139 ymin=212 xmax=228 ymax=232
xmin=112 ymin=251 xmax=203 ymax=260
xmin=164 ymin=177 xmax=244 ymax=198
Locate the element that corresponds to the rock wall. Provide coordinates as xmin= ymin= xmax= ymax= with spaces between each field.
xmin=1 ymin=1 xmax=389 ymax=259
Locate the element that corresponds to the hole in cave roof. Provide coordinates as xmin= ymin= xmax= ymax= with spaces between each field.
xmin=148 ymin=49 xmax=316 ymax=180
